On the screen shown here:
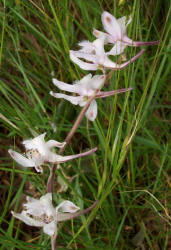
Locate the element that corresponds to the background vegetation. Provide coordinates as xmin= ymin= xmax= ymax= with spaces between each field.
xmin=0 ymin=0 xmax=170 ymax=249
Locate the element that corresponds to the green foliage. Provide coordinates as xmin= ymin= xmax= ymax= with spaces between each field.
xmin=0 ymin=0 xmax=170 ymax=249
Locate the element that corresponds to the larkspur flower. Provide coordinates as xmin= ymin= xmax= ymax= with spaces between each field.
xmin=8 ymin=133 xmax=97 ymax=173
xmin=70 ymin=36 xmax=145 ymax=71
xmin=11 ymin=193 xmax=80 ymax=236
xmin=93 ymin=11 xmax=159 ymax=55
xmin=50 ymin=73 xmax=132 ymax=121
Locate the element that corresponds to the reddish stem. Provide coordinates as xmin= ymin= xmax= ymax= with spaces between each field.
xmin=46 ymin=90 xmax=99 ymax=193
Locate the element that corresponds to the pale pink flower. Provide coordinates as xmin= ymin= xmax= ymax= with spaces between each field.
xmin=70 ymin=36 xmax=145 ymax=71
xmin=50 ymin=74 xmax=132 ymax=121
xmin=93 ymin=11 xmax=159 ymax=55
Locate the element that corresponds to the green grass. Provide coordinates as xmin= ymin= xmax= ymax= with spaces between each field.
xmin=0 ymin=0 xmax=170 ymax=249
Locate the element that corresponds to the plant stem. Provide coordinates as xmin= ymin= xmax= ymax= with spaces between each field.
xmin=51 ymin=232 xmax=57 ymax=250
xmin=46 ymin=89 xmax=99 ymax=193
xmin=48 ymin=90 xmax=99 ymax=250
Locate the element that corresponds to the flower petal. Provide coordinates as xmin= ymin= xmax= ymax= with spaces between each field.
xmin=93 ymin=29 xmax=114 ymax=43
xmin=70 ymin=50 xmax=97 ymax=63
xmin=47 ymin=147 xmax=97 ymax=163
xmin=106 ymin=41 xmax=126 ymax=56
xmin=23 ymin=133 xmax=46 ymax=150
xmin=24 ymin=193 xmax=55 ymax=218
xmin=40 ymin=193 xmax=54 ymax=215
xmin=50 ymin=92 xmax=82 ymax=105
xmin=92 ymin=38 xmax=105 ymax=57
xmin=122 ymin=36 xmax=134 ymax=45
xmin=70 ymin=51 xmax=98 ymax=71
xmin=76 ymin=74 xmax=96 ymax=96
xmin=12 ymin=211 xmax=44 ymax=227
xmin=52 ymin=78 xmax=79 ymax=93
xmin=90 ymin=75 xmax=106 ymax=90
xmin=79 ymin=100 xmax=87 ymax=107
xmin=57 ymin=200 xmax=98 ymax=222
xmin=78 ymin=40 xmax=94 ymax=53
xmin=35 ymin=165 xmax=43 ymax=173
xmin=26 ymin=195 xmax=38 ymax=203
xmin=46 ymin=140 xmax=66 ymax=149
xmin=126 ymin=15 xmax=132 ymax=27
xmin=41 ymin=193 xmax=52 ymax=202
xmin=85 ymin=100 xmax=97 ymax=121
xmin=102 ymin=57 xmax=117 ymax=69
xmin=24 ymin=198 xmax=44 ymax=216
xmin=43 ymin=221 xmax=57 ymax=236
xmin=77 ymin=74 xmax=105 ymax=95
xmin=79 ymin=73 xmax=92 ymax=84
xmin=117 ymin=16 xmax=128 ymax=36
xmin=102 ymin=11 xmax=121 ymax=41
xmin=8 ymin=149 xmax=35 ymax=167
xmin=56 ymin=201 xmax=80 ymax=213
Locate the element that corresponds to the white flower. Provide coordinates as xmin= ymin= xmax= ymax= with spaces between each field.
xmin=8 ymin=133 xmax=97 ymax=172
xmin=11 ymin=193 xmax=80 ymax=236
xmin=70 ymin=37 xmax=118 ymax=71
xmin=70 ymin=36 xmax=145 ymax=71
xmin=93 ymin=11 xmax=159 ymax=55
xmin=50 ymin=74 xmax=133 ymax=121
xmin=50 ymin=74 xmax=105 ymax=121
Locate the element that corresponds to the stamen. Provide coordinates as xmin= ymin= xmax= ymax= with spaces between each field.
xmin=26 ymin=149 xmax=41 ymax=159
xmin=82 ymin=96 xmax=88 ymax=101
xmin=26 ymin=212 xmax=54 ymax=224
xmin=41 ymin=214 xmax=54 ymax=224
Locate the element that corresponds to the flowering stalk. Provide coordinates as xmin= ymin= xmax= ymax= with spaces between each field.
xmin=8 ymin=8 xmax=160 ymax=250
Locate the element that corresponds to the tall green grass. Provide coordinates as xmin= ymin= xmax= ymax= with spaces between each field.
xmin=0 ymin=0 xmax=170 ymax=249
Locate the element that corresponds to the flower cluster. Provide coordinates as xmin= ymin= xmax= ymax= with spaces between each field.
xmin=51 ymin=11 xmax=158 ymax=121
xmin=70 ymin=11 xmax=158 ymax=71
xmin=9 ymin=10 xmax=159 ymax=246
